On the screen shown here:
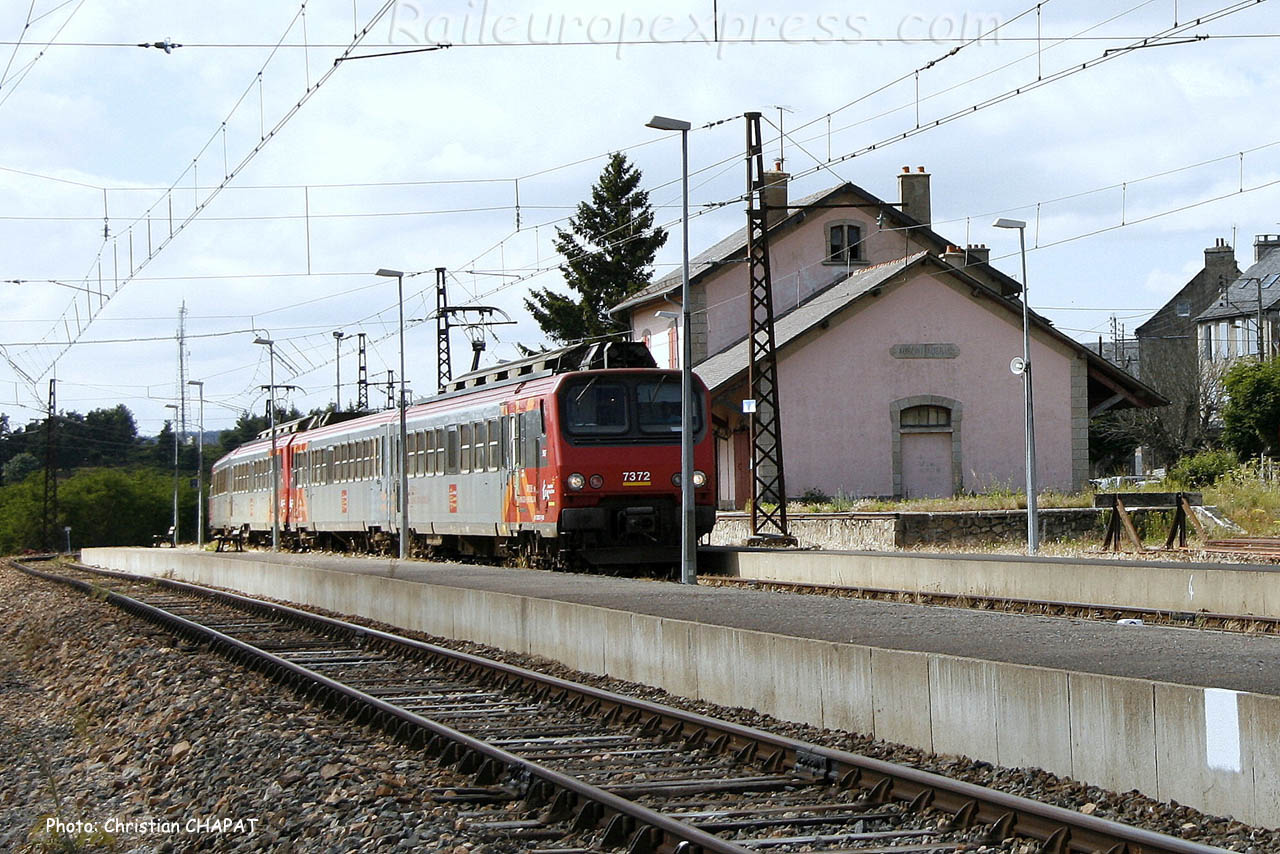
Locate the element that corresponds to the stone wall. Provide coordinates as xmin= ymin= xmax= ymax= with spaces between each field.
xmin=709 ymin=508 xmax=1107 ymax=550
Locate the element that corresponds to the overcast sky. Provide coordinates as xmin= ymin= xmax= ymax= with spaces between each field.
xmin=2 ymin=0 xmax=1278 ymax=436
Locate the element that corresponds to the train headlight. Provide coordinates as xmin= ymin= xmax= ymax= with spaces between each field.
xmin=567 ymin=473 xmax=586 ymax=491
xmin=671 ymin=470 xmax=708 ymax=487
xmin=588 ymin=474 xmax=604 ymax=489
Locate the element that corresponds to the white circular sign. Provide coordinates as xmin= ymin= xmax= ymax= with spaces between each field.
xmin=1010 ymin=356 xmax=1026 ymax=376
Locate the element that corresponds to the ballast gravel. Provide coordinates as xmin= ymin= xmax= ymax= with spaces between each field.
xmin=4 ymin=560 xmax=1280 ymax=853
xmin=0 ymin=564 xmax=522 ymax=854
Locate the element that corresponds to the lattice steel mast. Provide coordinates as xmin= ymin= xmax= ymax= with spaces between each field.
xmin=744 ymin=112 xmax=790 ymax=539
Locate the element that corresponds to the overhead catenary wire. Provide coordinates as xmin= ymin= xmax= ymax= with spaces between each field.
xmin=6 ymin=2 xmax=1272 ymax=420
xmin=8 ymin=0 xmax=402 ymax=403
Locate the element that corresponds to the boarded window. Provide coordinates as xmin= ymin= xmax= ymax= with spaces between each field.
xmin=900 ymin=405 xmax=951 ymax=429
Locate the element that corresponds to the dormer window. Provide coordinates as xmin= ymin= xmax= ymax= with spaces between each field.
xmin=826 ymin=221 xmax=863 ymax=265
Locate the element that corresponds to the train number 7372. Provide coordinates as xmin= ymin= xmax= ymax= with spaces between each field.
xmin=621 ymin=471 xmax=651 ymax=485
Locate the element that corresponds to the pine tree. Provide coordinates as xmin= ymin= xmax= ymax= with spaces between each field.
xmin=525 ymin=153 xmax=668 ymax=345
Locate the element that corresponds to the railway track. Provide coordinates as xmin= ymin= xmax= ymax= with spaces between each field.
xmin=700 ymin=575 xmax=1280 ymax=636
xmin=12 ymin=557 xmax=1228 ymax=854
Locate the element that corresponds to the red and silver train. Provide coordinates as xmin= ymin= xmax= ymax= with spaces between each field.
xmin=209 ymin=342 xmax=717 ymax=567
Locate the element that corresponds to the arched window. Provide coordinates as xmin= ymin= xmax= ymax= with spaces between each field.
xmin=900 ymin=404 xmax=951 ymax=429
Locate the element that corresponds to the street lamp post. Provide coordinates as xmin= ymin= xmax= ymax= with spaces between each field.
xmin=253 ymin=336 xmax=280 ymax=551
xmin=993 ymin=217 xmax=1039 ymax=554
xmin=187 ymin=380 xmax=205 ymax=548
xmin=164 ymin=403 xmax=179 ymax=546
xmin=646 ymin=114 xmax=696 ymax=585
xmin=333 ymin=330 xmax=345 ymax=410
xmin=375 ymin=268 xmax=410 ymax=561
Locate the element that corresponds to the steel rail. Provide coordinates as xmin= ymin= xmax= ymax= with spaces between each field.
xmin=21 ymin=559 xmax=1232 ymax=854
xmin=701 ymin=575 xmax=1280 ymax=633
xmin=13 ymin=561 xmax=748 ymax=854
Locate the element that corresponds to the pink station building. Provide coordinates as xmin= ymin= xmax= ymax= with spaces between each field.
xmin=611 ymin=167 xmax=1164 ymax=508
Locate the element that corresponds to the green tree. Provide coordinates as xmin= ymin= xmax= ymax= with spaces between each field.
xmin=1221 ymin=359 xmax=1280 ymax=459
xmin=0 ymin=470 xmax=42 ymax=553
xmin=1 ymin=452 xmax=39 ymax=485
xmin=0 ymin=467 xmax=193 ymax=554
xmin=525 ymin=152 xmax=667 ymax=344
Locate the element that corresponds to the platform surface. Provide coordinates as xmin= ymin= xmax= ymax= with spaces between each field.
xmin=199 ymin=549 xmax=1280 ymax=697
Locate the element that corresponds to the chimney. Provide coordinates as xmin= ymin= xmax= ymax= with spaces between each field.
xmin=1205 ymin=237 xmax=1236 ymax=280
xmin=966 ymin=244 xmax=990 ymax=264
xmin=942 ymin=245 xmax=966 ymax=266
xmin=1254 ymin=234 xmax=1280 ymax=263
xmin=898 ymin=165 xmax=931 ymax=226
xmin=761 ymin=161 xmax=789 ymax=228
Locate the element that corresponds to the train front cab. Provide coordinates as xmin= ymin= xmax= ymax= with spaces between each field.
xmin=552 ymin=370 xmax=715 ymax=566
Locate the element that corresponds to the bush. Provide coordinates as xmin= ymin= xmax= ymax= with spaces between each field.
xmin=1168 ymin=449 xmax=1238 ymax=488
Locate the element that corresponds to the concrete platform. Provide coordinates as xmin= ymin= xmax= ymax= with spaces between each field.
xmin=705 ymin=546 xmax=1280 ymax=619
xmin=81 ymin=547 xmax=1280 ymax=828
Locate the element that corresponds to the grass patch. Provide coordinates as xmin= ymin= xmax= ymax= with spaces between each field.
xmin=790 ymin=488 xmax=1093 ymax=514
xmin=1203 ymin=467 xmax=1280 ymax=536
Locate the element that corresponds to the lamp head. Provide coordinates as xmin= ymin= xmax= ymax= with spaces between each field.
xmin=333 ymin=330 xmax=345 ymax=340
xmin=645 ymin=115 xmax=691 ymax=132
xmin=992 ymin=217 xmax=1027 ymax=230
xmin=187 ymin=380 xmax=203 ymax=387
xmin=253 ymin=336 xmax=272 ymax=346
xmin=375 ymin=268 xmax=403 ymax=278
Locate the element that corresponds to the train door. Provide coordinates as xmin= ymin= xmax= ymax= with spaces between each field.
xmin=384 ymin=426 xmax=397 ymax=529
xmin=506 ymin=404 xmax=547 ymax=523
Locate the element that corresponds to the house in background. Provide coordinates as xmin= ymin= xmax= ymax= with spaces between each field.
xmin=612 ymin=167 xmax=1165 ymax=505
xmin=1194 ymin=235 xmax=1280 ymax=365
xmin=1132 ymin=238 xmax=1240 ymax=461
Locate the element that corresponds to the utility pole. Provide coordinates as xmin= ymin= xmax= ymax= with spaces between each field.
xmin=332 ymin=330 xmax=345 ymax=409
xmin=357 ymin=333 xmax=369 ymax=410
xmin=177 ymin=303 xmax=188 ymax=451
xmin=744 ymin=111 xmax=790 ymax=541
xmin=1257 ymin=276 xmax=1265 ymax=358
xmin=436 ymin=267 xmax=451 ymax=392
xmin=41 ymin=379 xmax=57 ymax=551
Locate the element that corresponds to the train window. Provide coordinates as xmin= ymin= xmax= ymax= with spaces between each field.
xmin=487 ymin=419 xmax=501 ymax=471
xmin=637 ymin=378 xmax=699 ymax=434
xmin=474 ymin=421 xmax=487 ymax=471
xmin=460 ymin=424 xmax=472 ymax=473
xmin=563 ymin=381 xmax=628 ymax=435
xmin=434 ymin=428 xmax=445 ymax=475
xmin=521 ymin=410 xmax=542 ymax=467
xmin=407 ymin=431 xmax=417 ymax=476
xmin=446 ymin=427 xmax=460 ymax=474
xmin=502 ymin=416 xmax=513 ymax=468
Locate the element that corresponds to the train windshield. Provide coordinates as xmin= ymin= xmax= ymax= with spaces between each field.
xmin=563 ymin=381 xmax=629 ymax=435
xmin=561 ymin=374 xmax=702 ymax=443
xmin=636 ymin=378 xmax=683 ymax=434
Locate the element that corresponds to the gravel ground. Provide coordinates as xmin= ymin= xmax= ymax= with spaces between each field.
xmin=0 ymin=564 xmax=524 ymax=854
xmin=5 ymin=560 xmax=1279 ymax=853
xmin=235 ymin=581 xmax=1280 ymax=853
